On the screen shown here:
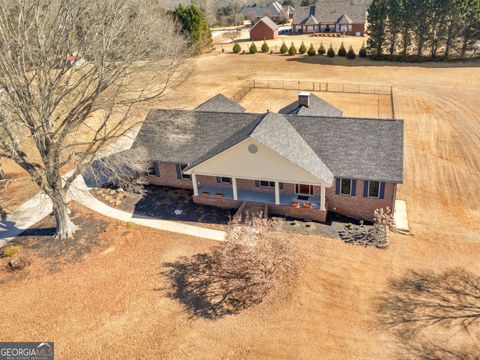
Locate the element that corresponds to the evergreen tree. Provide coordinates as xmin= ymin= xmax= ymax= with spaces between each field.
xmin=327 ymin=44 xmax=335 ymax=57
xmin=288 ymin=42 xmax=297 ymax=55
xmin=459 ymin=0 xmax=480 ymax=58
xmin=233 ymin=42 xmax=241 ymax=53
xmin=299 ymin=41 xmax=307 ymax=54
xmin=318 ymin=42 xmax=326 ymax=55
xmin=399 ymin=0 xmax=416 ymax=60
xmin=385 ymin=0 xmax=402 ymax=55
xmin=359 ymin=42 xmax=367 ymax=57
xmin=169 ymin=4 xmax=212 ymax=53
xmin=249 ymin=42 xmax=257 ymax=54
xmin=367 ymin=0 xmax=388 ymax=56
xmin=280 ymin=41 xmax=288 ymax=54
xmin=346 ymin=46 xmax=356 ymax=59
xmin=307 ymin=43 xmax=316 ymax=56
xmin=429 ymin=0 xmax=450 ymax=58
xmin=338 ymin=42 xmax=347 ymax=56
xmin=261 ymin=40 xmax=269 ymax=53
xmin=412 ymin=0 xmax=431 ymax=57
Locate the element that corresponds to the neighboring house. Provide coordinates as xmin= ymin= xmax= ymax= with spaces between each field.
xmin=130 ymin=92 xmax=404 ymax=223
xmin=250 ymin=17 xmax=279 ymax=41
xmin=241 ymin=2 xmax=294 ymax=24
xmin=292 ymin=0 xmax=372 ymax=36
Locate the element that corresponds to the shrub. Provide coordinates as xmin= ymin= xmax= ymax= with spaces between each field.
xmin=374 ymin=207 xmax=395 ymax=231
xmin=261 ymin=40 xmax=269 ymax=53
xmin=307 ymin=43 xmax=316 ymax=56
xmin=359 ymin=219 xmax=364 ymax=226
xmin=288 ymin=42 xmax=297 ymax=55
xmin=318 ymin=42 xmax=326 ymax=55
xmin=338 ymin=42 xmax=347 ymax=57
xmin=359 ymin=42 xmax=367 ymax=57
xmin=2 ymin=245 xmax=21 ymax=258
xmin=270 ymin=49 xmax=273 ymax=54
xmin=249 ymin=42 xmax=257 ymax=54
xmin=241 ymin=49 xmax=245 ymax=55
xmin=299 ymin=41 xmax=307 ymax=54
xmin=327 ymin=44 xmax=335 ymax=57
xmin=346 ymin=46 xmax=356 ymax=59
xmin=280 ymin=41 xmax=288 ymax=54
xmin=232 ymin=42 xmax=241 ymax=53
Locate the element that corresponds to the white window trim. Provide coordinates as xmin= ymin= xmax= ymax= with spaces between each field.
xmin=340 ymin=178 xmax=353 ymax=196
xmin=295 ymin=184 xmax=313 ymax=196
xmin=220 ymin=177 xmax=232 ymax=184
xmin=368 ymin=180 xmax=381 ymax=199
xmin=180 ymin=164 xmax=191 ymax=180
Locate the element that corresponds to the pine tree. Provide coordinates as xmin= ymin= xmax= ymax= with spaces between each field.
xmin=307 ymin=43 xmax=316 ymax=56
xmin=280 ymin=41 xmax=288 ymax=54
xmin=327 ymin=44 xmax=335 ymax=57
xmin=366 ymin=0 xmax=388 ymax=56
xmin=299 ymin=41 xmax=307 ymax=54
xmin=346 ymin=46 xmax=356 ymax=59
xmin=233 ymin=42 xmax=241 ymax=53
xmin=338 ymin=42 xmax=347 ymax=56
xmin=169 ymin=4 xmax=212 ymax=53
xmin=288 ymin=42 xmax=297 ymax=55
xmin=385 ymin=0 xmax=402 ymax=55
xmin=249 ymin=42 xmax=257 ymax=54
xmin=318 ymin=42 xmax=326 ymax=55
xmin=261 ymin=40 xmax=269 ymax=53
xmin=359 ymin=42 xmax=367 ymax=57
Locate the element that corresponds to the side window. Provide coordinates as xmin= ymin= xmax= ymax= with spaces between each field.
xmin=368 ymin=181 xmax=380 ymax=198
xmin=180 ymin=164 xmax=191 ymax=180
xmin=340 ymin=178 xmax=352 ymax=195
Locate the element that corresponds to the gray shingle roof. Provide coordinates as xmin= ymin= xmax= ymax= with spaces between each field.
xmin=256 ymin=16 xmax=280 ymax=31
xmin=132 ymin=109 xmax=404 ymax=183
xmin=251 ymin=113 xmax=334 ymax=184
xmin=279 ymin=93 xmax=343 ymax=117
xmin=293 ymin=0 xmax=372 ymax=25
xmin=194 ymin=94 xmax=246 ymax=113
xmin=241 ymin=1 xmax=288 ymax=17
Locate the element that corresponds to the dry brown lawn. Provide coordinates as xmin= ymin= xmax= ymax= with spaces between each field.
xmin=1 ymin=51 xmax=480 ymax=359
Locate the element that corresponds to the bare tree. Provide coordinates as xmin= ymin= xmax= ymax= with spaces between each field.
xmin=0 ymin=0 xmax=190 ymax=238
xmin=223 ymin=30 xmax=242 ymax=42
xmin=163 ymin=216 xmax=301 ymax=319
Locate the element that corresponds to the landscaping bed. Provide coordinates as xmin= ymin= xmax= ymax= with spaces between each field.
xmin=91 ymin=185 xmax=234 ymax=231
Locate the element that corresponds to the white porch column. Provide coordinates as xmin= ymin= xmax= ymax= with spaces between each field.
xmin=320 ymin=185 xmax=326 ymax=211
xmin=232 ymin=177 xmax=238 ymax=201
xmin=275 ymin=181 xmax=280 ymax=205
xmin=192 ymin=173 xmax=198 ymax=196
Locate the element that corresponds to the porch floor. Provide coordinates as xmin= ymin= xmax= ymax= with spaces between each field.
xmin=199 ymin=186 xmax=321 ymax=209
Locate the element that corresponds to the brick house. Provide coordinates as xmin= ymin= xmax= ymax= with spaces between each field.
xmin=292 ymin=0 xmax=372 ymax=36
xmin=128 ymin=92 xmax=403 ymax=223
xmin=250 ymin=17 xmax=279 ymax=41
xmin=241 ymin=2 xmax=294 ymax=24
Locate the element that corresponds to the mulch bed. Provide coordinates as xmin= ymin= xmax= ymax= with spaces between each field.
xmin=91 ymin=185 xmax=234 ymax=231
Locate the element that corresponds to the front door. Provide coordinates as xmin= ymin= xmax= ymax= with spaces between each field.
xmin=296 ymin=184 xmax=313 ymax=195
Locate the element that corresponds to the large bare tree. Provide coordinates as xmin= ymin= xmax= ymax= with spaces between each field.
xmin=0 ymin=0 xmax=190 ymax=238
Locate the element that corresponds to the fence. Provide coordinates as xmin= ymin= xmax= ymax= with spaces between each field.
xmin=231 ymin=79 xmax=395 ymax=118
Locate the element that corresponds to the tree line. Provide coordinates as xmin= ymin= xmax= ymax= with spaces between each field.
xmin=367 ymin=0 xmax=480 ymax=61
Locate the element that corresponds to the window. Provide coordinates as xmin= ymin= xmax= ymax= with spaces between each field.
xmin=259 ymin=180 xmax=275 ymax=188
xmin=340 ymin=178 xmax=352 ymax=195
xmin=295 ymin=184 xmax=313 ymax=195
xmin=145 ymin=162 xmax=158 ymax=176
xmin=177 ymin=164 xmax=191 ymax=180
xmin=220 ymin=177 xmax=232 ymax=184
xmin=368 ymin=181 xmax=380 ymax=198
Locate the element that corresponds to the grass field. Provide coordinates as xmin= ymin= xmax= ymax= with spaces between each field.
xmin=1 ymin=50 xmax=480 ymax=359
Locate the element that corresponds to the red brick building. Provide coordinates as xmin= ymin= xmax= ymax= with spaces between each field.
xmin=129 ymin=92 xmax=404 ymax=223
xmin=249 ymin=17 xmax=279 ymax=41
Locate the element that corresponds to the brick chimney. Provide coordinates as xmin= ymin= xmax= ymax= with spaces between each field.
xmin=298 ymin=91 xmax=311 ymax=107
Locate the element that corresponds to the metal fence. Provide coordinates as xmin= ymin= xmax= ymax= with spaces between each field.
xmin=231 ymin=79 xmax=395 ymax=118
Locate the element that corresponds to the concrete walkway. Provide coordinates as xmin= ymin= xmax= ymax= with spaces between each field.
xmin=394 ymin=199 xmax=410 ymax=232
xmin=0 ymin=125 xmax=225 ymax=247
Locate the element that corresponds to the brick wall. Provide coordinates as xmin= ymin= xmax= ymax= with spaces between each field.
xmin=325 ymin=180 xmax=396 ymax=221
xmin=146 ymin=162 xmax=193 ymax=190
xmin=269 ymin=204 xmax=327 ymax=222
xmin=193 ymin=195 xmax=242 ymax=209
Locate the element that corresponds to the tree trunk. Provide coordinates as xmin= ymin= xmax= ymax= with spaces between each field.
xmin=0 ymin=163 xmax=5 ymax=180
xmin=50 ymin=192 xmax=77 ymax=239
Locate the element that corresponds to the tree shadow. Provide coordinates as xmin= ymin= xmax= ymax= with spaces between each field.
xmin=161 ymin=251 xmax=267 ymax=320
xmin=376 ymin=268 xmax=480 ymax=359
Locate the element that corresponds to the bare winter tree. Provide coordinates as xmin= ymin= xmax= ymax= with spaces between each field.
xmin=0 ymin=0 xmax=190 ymax=238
